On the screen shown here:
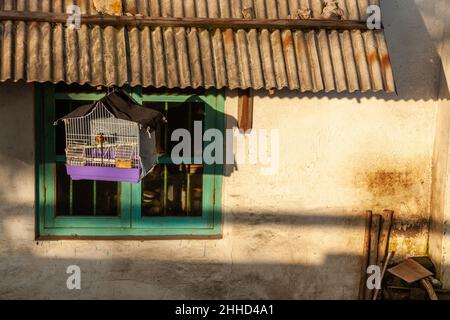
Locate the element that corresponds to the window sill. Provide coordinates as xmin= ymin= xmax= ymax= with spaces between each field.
xmin=36 ymin=234 xmax=223 ymax=241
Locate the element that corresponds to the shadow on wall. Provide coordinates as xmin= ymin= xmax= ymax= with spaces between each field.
xmin=1 ymin=248 xmax=449 ymax=299
xmin=0 ymin=205 xmax=442 ymax=299
xmin=0 ymin=251 xmax=363 ymax=299
xmin=0 ymin=81 xmax=34 ymax=208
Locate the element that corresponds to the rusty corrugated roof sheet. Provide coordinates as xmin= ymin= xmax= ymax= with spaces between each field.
xmin=0 ymin=0 xmax=395 ymax=93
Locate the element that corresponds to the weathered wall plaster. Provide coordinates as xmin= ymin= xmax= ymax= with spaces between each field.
xmin=0 ymin=0 xmax=448 ymax=298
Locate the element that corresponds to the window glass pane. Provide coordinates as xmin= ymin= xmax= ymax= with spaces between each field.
xmin=71 ymin=179 xmax=94 ymax=216
xmin=167 ymin=103 xmax=190 ymax=153
xmin=141 ymin=100 xmax=206 ymax=218
xmin=142 ymin=165 xmax=164 ymax=216
xmin=189 ymin=165 xmax=203 ymax=216
xmin=166 ymin=164 xmax=188 ymax=216
xmin=95 ymin=181 xmax=120 ymax=216
xmin=141 ymin=164 xmax=203 ymax=217
xmin=189 ymin=102 xmax=206 ymax=154
xmin=144 ymin=102 xmax=166 ymax=154
xmin=143 ymin=102 xmax=205 ymax=157
xmin=55 ymin=156 xmax=120 ymax=217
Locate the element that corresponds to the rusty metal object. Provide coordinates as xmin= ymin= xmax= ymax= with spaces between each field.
xmin=388 ymin=259 xmax=433 ymax=284
xmin=238 ymin=89 xmax=254 ymax=132
xmin=388 ymin=259 xmax=438 ymax=300
xmin=93 ymin=0 xmax=122 ymax=16
xmin=0 ymin=0 xmax=396 ymax=93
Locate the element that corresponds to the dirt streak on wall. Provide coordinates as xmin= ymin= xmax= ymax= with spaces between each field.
xmin=354 ymin=156 xmax=431 ymax=257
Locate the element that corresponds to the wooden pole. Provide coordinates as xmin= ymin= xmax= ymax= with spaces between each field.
xmin=365 ymin=213 xmax=381 ymax=300
xmin=372 ymin=251 xmax=395 ymax=300
xmin=0 ymin=11 xmax=374 ymax=30
xmin=238 ymin=89 xmax=254 ymax=132
xmin=377 ymin=210 xmax=394 ymax=266
xmin=359 ymin=210 xmax=372 ymax=300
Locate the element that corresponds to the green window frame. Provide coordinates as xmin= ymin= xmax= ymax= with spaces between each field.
xmin=35 ymin=84 xmax=224 ymax=238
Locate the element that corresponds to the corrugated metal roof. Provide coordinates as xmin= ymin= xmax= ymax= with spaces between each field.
xmin=0 ymin=0 xmax=395 ymax=93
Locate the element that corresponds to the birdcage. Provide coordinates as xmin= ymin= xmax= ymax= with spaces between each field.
xmin=55 ymin=90 xmax=165 ymax=183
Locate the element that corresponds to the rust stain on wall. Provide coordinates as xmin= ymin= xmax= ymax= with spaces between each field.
xmin=362 ymin=170 xmax=415 ymax=197
xmin=353 ymin=159 xmax=428 ymax=201
xmin=353 ymin=158 xmax=431 ymax=257
xmin=389 ymin=219 xmax=430 ymax=258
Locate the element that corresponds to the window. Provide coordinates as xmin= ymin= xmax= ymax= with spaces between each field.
xmin=36 ymin=84 xmax=224 ymax=238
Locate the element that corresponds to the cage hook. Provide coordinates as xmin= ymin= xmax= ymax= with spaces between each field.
xmin=106 ymin=85 xmax=119 ymax=96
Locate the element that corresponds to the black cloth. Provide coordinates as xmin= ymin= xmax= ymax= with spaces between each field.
xmin=55 ymin=89 xmax=166 ymax=130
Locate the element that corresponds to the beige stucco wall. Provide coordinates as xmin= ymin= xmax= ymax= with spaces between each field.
xmin=0 ymin=0 xmax=448 ymax=299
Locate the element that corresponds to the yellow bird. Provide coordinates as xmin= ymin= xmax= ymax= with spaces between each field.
xmin=95 ymin=134 xmax=105 ymax=145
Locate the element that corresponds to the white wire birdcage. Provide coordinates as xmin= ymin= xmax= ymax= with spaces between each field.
xmin=64 ymin=102 xmax=141 ymax=169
